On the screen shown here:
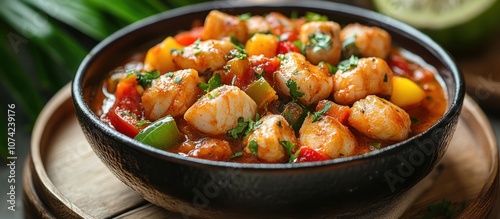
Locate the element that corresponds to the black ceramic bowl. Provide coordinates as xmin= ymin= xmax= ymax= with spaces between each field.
xmin=72 ymin=1 xmax=465 ymax=218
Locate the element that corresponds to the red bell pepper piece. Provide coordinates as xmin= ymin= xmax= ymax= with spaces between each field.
xmin=295 ymin=146 xmax=329 ymax=162
xmin=174 ymin=26 xmax=204 ymax=46
xmin=277 ymin=41 xmax=301 ymax=55
xmin=316 ymin=100 xmax=350 ymax=125
xmin=106 ymin=75 xmax=144 ymax=138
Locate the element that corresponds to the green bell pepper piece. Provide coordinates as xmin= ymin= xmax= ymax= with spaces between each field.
xmin=134 ymin=115 xmax=183 ymax=149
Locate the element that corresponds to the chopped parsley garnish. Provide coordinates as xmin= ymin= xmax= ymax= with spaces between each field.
xmin=165 ymin=72 xmax=174 ymax=78
xmin=227 ymin=114 xmax=262 ymax=139
xmin=229 ymin=49 xmax=247 ymax=59
xmin=174 ymin=76 xmax=182 ymax=83
xmin=337 ymin=55 xmax=359 ymax=72
xmin=136 ymin=119 xmax=151 ymax=127
xmin=229 ymin=47 xmax=248 ymax=60
xmin=383 ymin=73 xmax=388 ymax=82
xmin=307 ymin=32 xmax=331 ymax=52
xmin=305 ymin=12 xmax=328 ymax=22
xmin=341 ymin=35 xmax=360 ymax=58
xmin=230 ymin=35 xmax=245 ymax=48
xmin=237 ymin=13 xmax=252 ymax=21
xmin=293 ymin=40 xmax=305 ymax=55
xmin=132 ymin=70 xmax=160 ymax=87
xmin=227 ymin=117 xmax=248 ymax=139
xmin=311 ymin=102 xmax=331 ymax=122
xmin=277 ymin=54 xmax=288 ymax=62
xmin=411 ymin=117 xmax=419 ymax=124
xmin=193 ymin=38 xmax=202 ymax=55
xmin=280 ymin=141 xmax=299 ymax=163
xmin=248 ymin=140 xmax=259 ymax=156
xmin=371 ymin=142 xmax=382 ymax=149
xmin=231 ymin=151 xmax=243 ymax=159
xmin=208 ymin=89 xmax=219 ymax=99
xmin=285 ymin=79 xmax=304 ymax=102
xmin=198 ymin=73 xmax=222 ymax=95
xmin=120 ymin=110 xmax=137 ymax=120
xmin=170 ymin=47 xmax=184 ymax=54
xmin=423 ymin=199 xmax=455 ymax=219
xmin=319 ymin=61 xmax=338 ymax=74
xmin=229 ymin=36 xmax=248 ymax=60
xmin=246 ymin=113 xmax=262 ymax=135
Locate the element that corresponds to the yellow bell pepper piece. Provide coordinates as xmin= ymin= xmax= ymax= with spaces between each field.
xmin=144 ymin=37 xmax=182 ymax=73
xmin=390 ymin=76 xmax=425 ymax=108
xmin=245 ymin=33 xmax=278 ymax=58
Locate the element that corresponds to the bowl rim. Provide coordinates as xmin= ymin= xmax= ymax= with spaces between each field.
xmin=72 ymin=0 xmax=465 ymax=170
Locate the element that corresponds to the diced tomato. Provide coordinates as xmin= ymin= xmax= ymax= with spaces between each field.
xmin=279 ymin=31 xmax=299 ymax=42
xmin=174 ymin=26 xmax=204 ymax=46
xmin=388 ymin=54 xmax=412 ymax=77
xmin=265 ymin=12 xmax=298 ymax=40
xmin=295 ymin=146 xmax=329 ymax=162
xmin=249 ymin=56 xmax=280 ymax=83
xmin=316 ymin=100 xmax=350 ymax=125
xmin=105 ymin=75 xmax=144 ymax=138
xmin=223 ymin=68 xmax=255 ymax=89
xmin=220 ymin=58 xmax=255 ymax=89
xmin=277 ymin=41 xmax=301 ymax=55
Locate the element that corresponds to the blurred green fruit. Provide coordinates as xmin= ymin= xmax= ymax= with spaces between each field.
xmin=373 ymin=0 xmax=500 ymax=53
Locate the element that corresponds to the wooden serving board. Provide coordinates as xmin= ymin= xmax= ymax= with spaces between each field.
xmin=23 ymin=84 xmax=499 ymax=218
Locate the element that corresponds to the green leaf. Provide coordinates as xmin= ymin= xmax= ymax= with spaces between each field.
xmin=24 ymin=0 xmax=116 ymax=40
xmin=231 ymin=151 xmax=243 ymax=159
xmin=227 ymin=114 xmax=262 ymax=139
xmin=38 ymin=28 xmax=88 ymax=75
xmin=249 ymin=140 xmax=258 ymax=156
xmin=133 ymin=70 xmax=160 ymax=87
xmin=163 ymin=0 xmax=210 ymax=8
xmin=245 ymin=113 xmax=261 ymax=136
xmin=293 ymin=40 xmax=305 ymax=55
xmin=308 ymin=32 xmax=331 ymax=52
xmin=84 ymin=0 xmax=162 ymax=23
xmin=338 ymin=55 xmax=359 ymax=72
xmin=341 ymin=35 xmax=360 ymax=59
xmin=198 ymin=73 xmax=222 ymax=95
xmin=30 ymin=45 xmax=70 ymax=92
xmin=311 ymin=101 xmax=331 ymax=122
xmin=280 ymin=140 xmax=299 ymax=163
xmin=144 ymin=0 xmax=169 ymax=12
xmin=305 ymin=12 xmax=328 ymax=22
xmin=318 ymin=61 xmax=338 ymax=74
xmin=229 ymin=36 xmax=248 ymax=60
xmin=0 ymin=31 xmax=43 ymax=122
xmin=136 ymin=119 xmax=151 ymax=127
xmin=237 ymin=13 xmax=252 ymax=21
xmin=285 ymin=79 xmax=304 ymax=101
xmin=0 ymin=0 xmax=89 ymax=73
xmin=227 ymin=117 xmax=249 ymax=139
